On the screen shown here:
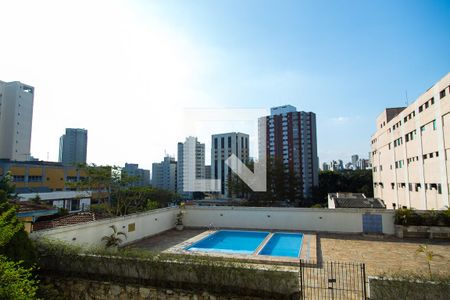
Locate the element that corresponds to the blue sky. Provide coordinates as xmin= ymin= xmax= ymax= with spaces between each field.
xmin=1 ymin=0 xmax=449 ymax=168
xmin=144 ymin=0 xmax=450 ymax=163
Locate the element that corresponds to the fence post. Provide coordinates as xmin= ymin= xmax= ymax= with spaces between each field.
xmin=299 ymin=259 xmax=303 ymax=299
xmin=361 ymin=263 xmax=367 ymax=299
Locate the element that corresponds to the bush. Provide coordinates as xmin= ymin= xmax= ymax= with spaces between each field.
xmin=394 ymin=208 xmax=450 ymax=227
xmin=0 ymin=255 xmax=39 ymax=300
xmin=371 ymin=271 xmax=450 ymax=300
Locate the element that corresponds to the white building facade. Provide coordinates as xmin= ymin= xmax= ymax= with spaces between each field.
xmin=0 ymin=81 xmax=34 ymax=161
xmin=177 ymin=137 xmax=205 ymax=199
xmin=371 ymin=73 xmax=450 ymax=210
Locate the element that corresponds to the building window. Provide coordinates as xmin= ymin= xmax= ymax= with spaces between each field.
xmin=214 ymin=138 xmax=218 ymax=149
xmin=440 ymin=89 xmax=446 ymax=99
xmin=433 ymin=120 xmax=437 ymax=130
xmin=28 ymin=176 xmax=43 ymax=182
xmin=391 ymin=183 xmax=395 ymax=190
xmin=12 ymin=175 xmax=25 ymax=182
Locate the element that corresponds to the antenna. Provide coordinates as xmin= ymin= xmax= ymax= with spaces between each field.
xmin=405 ymin=90 xmax=409 ymax=106
xmin=47 ymin=152 xmax=49 ymax=161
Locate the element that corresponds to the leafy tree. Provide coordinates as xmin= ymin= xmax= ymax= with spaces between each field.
xmin=0 ymin=255 xmax=39 ymax=300
xmin=71 ymin=164 xmax=116 ymax=205
xmin=0 ymin=178 xmax=36 ymax=266
xmin=312 ymin=170 xmax=374 ymax=205
xmin=0 ymin=174 xmax=39 ymax=299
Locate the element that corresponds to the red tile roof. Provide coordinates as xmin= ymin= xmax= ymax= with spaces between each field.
xmin=33 ymin=212 xmax=104 ymax=231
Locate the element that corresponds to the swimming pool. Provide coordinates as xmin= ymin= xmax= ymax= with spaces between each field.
xmin=187 ymin=230 xmax=269 ymax=254
xmin=258 ymin=232 xmax=303 ymax=258
xmin=186 ymin=230 xmax=303 ymax=258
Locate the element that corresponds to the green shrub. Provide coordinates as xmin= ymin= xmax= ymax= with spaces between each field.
xmin=394 ymin=208 xmax=450 ymax=227
xmin=0 ymin=255 xmax=39 ymax=300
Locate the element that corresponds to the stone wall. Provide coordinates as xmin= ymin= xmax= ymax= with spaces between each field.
xmin=39 ymin=254 xmax=299 ymax=299
xmin=42 ymin=277 xmax=261 ymax=300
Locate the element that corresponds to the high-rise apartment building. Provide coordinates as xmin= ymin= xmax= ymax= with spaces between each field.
xmin=259 ymin=105 xmax=319 ymax=201
xmin=371 ymin=73 xmax=450 ymax=210
xmin=59 ymin=128 xmax=88 ymax=165
xmin=151 ymin=156 xmax=177 ymax=192
xmin=122 ymin=163 xmax=150 ymax=187
xmin=211 ymin=132 xmax=250 ymax=197
xmin=177 ymin=137 xmax=205 ymax=199
xmin=0 ymin=81 xmax=34 ymax=161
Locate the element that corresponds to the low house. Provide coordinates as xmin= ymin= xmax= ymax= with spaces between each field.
xmin=18 ymin=191 xmax=92 ymax=213
xmin=328 ymin=192 xmax=386 ymax=209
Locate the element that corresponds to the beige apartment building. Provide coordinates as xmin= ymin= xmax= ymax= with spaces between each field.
xmin=371 ymin=73 xmax=450 ymax=210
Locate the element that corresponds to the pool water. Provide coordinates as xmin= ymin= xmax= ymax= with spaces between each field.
xmin=187 ymin=230 xmax=269 ymax=254
xmin=186 ymin=230 xmax=304 ymax=258
xmin=258 ymin=232 xmax=303 ymax=258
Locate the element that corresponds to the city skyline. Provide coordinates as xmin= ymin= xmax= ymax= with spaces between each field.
xmin=1 ymin=1 xmax=449 ymax=169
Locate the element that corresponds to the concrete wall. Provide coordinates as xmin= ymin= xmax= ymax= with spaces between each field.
xmin=31 ymin=206 xmax=396 ymax=246
xmin=184 ymin=206 xmax=395 ymax=235
xmin=31 ymin=207 xmax=178 ymax=246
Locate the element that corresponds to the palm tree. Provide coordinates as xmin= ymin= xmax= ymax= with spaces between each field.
xmin=415 ymin=244 xmax=443 ymax=279
xmin=101 ymin=225 xmax=127 ymax=248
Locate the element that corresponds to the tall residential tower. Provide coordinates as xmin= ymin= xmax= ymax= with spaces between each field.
xmin=0 ymin=81 xmax=34 ymax=161
xmin=177 ymin=137 xmax=206 ymax=199
xmin=151 ymin=156 xmax=177 ymax=192
xmin=59 ymin=128 xmax=88 ymax=165
xmin=259 ymin=105 xmax=319 ymax=202
xmin=211 ymin=132 xmax=249 ymax=197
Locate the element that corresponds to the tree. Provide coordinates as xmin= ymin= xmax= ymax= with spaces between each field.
xmin=71 ymin=164 xmax=116 ymax=206
xmin=0 ymin=255 xmax=39 ymax=300
xmin=312 ymin=170 xmax=374 ymax=205
xmin=0 ymin=174 xmax=39 ymax=299
xmin=101 ymin=225 xmax=127 ymax=248
xmin=0 ymin=177 xmax=36 ymax=266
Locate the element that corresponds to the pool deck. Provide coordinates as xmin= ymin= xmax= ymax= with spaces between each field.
xmin=129 ymin=228 xmax=450 ymax=275
xmin=130 ymin=228 xmax=315 ymax=265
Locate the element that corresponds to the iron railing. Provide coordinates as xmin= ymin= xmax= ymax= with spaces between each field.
xmin=299 ymin=260 xmax=367 ymax=300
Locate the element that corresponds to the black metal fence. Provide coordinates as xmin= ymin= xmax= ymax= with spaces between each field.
xmin=299 ymin=260 xmax=367 ymax=300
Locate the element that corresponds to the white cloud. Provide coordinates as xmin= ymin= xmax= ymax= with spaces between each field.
xmin=330 ymin=116 xmax=350 ymax=123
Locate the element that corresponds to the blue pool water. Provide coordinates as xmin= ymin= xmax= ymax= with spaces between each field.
xmin=187 ymin=230 xmax=269 ymax=254
xmin=259 ymin=232 xmax=303 ymax=258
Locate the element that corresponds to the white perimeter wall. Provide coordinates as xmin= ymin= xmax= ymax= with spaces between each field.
xmin=31 ymin=206 xmax=396 ymax=246
xmin=184 ymin=206 xmax=395 ymax=235
xmin=31 ymin=207 xmax=178 ymax=246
